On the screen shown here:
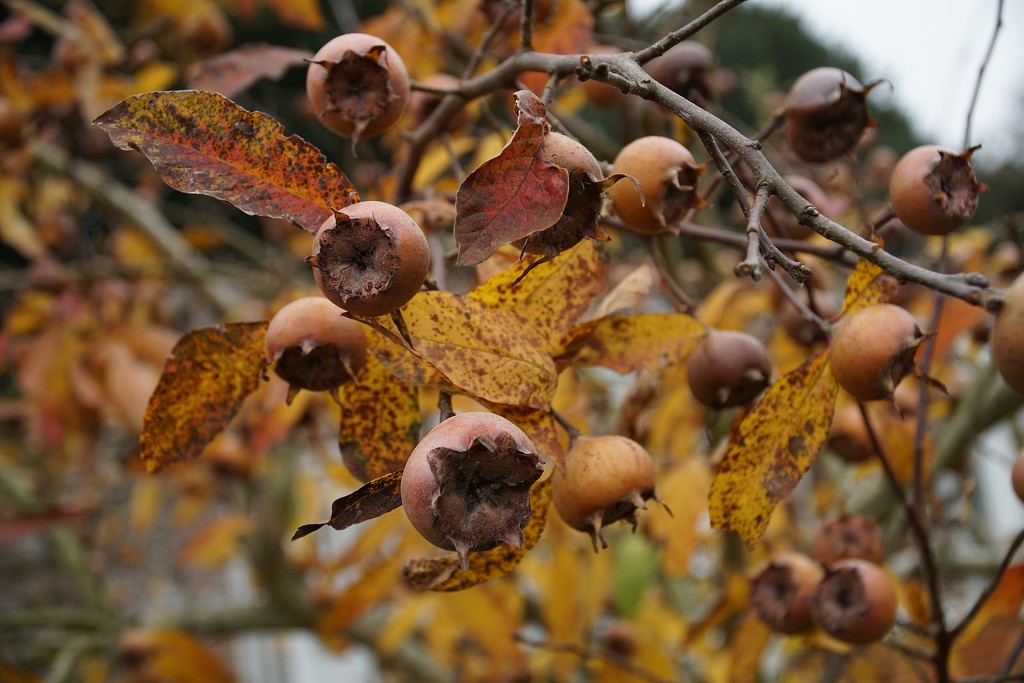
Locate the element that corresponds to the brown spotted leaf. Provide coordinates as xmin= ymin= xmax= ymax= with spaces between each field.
xmin=291 ymin=471 xmax=403 ymax=540
xmin=454 ymin=90 xmax=569 ymax=265
xmin=94 ymin=90 xmax=359 ymax=233
xmin=555 ymin=313 xmax=705 ymax=372
xmin=403 ymin=477 xmax=552 ymax=591
xmin=709 ymin=349 xmax=839 ymax=547
xmin=186 ymin=44 xmax=313 ymax=97
xmin=337 ymin=347 xmax=421 ymax=483
xmin=140 ymin=322 xmax=267 ymax=473
xmin=470 ymin=240 xmax=609 ymax=353
xmin=356 ymin=291 xmax=557 ymax=409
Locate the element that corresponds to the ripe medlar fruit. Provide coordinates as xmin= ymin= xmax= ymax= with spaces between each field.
xmin=400 ymin=412 xmax=544 ymax=569
xmin=811 ymin=515 xmax=886 ymax=566
xmin=829 ymin=304 xmax=924 ymax=401
xmin=552 ymin=435 xmax=662 ymax=551
xmin=264 ymin=296 xmax=368 ymax=404
xmin=993 ymin=272 xmax=1024 ymax=394
xmin=1012 ymin=449 xmax=1024 ymax=504
xmin=607 ymin=136 xmax=706 ymax=235
xmin=749 ymin=552 xmax=825 ymax=634
xmin=686 ymin=330 xmax=772 ymax=409
xmin=784 ymin=67 xmax=873 ymax=164
xmin=309 ymin=201 xmax=430 ymax=317
xmin=306 ymin=33 xmax=410 ymax=142
xmin=810 ymin=559 xmax=897 ymax=644
xmin=888 ymin=145 xmax=983 ymax=236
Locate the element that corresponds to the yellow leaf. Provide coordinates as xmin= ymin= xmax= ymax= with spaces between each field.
xmin=556 ymin=313 xmax=704 ymax=373
xmin=315 ymin=558 xmax=403 ymax=650
xmin=337 ymin=342 xmax=421 ymax=482
xmin=120 ymin=629 xmax=236 ymax=683
xmin=403 ymin=477 xmax=552 ymax=591
xmin=362 ymin=291 xmax=558 ymax=409
xmin=709 ymin=350 xmax=839 ymax=546
xmin=176 ymin=514 xmax=251 ymax=567
xmin=728 ymin=615 xmax=772 ymax=683
xmin=0 ymin=177 xmax=47 ymax=260
xmin=841 ymin=255 xmax=897 ymax=315
xmin=267 ymin=0 xmax=325 ymax=30
xmin=646 ymin=456 xmax=711 ymax=577
xmin=470 ymin=240 xmax=609 ymax=353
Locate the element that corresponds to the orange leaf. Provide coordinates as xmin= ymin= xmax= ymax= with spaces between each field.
xmin=709 ymin=350 xmax=839 ymax=546
xmin=291 ymin=471 xmax=403 ymax=541
xmin=470 ymin=240 xmax=609 ymax=353
xmin=337 ymin=345 xmax=421 ymax=482
xmin=403 ymin=477 xmax=552 ymax=591
xmin=520 ymin=0 xmax=594 ymax=94
xmin=185 ymin=43 xmax=313 ymax=97
xmin=952 ymin=563 xmax=1024 ymax=677
xmin=94 ymin=90 xmax=359 ymax=233
xmin=361 ymin=291 xmax=557 ymax=409
xmin=556 ymin=313 xmax=704 ymax=373
xmin=140 ymin=323 xmax=266 ymax=472
xmin=454 ymin=91 xmax=569 ymax=265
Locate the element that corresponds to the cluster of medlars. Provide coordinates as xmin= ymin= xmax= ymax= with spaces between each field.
xmin=749 ymin=517 xmax=897 ymax=643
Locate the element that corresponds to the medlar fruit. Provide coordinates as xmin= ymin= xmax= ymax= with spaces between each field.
xmin=400 ymin=412 xmax=544 ymax=569
xmin=607 ymin=135 xmax=706 ymax=235
xmin=552 ymin=435 xmax=662 ymax=551
xmin=264 ymin=296 xmax=368 ymax=404
xmin=829 ymin=304 xmax=923 ymax=401
xmin=810 ymin=559 xmax=897 ymax=644
xmin=784 ymin=67 xmax=873 ymax=164
xmin=686 ymin=330 xmax=772 ymax=409
xmin=309 ymin=201 xmax=430 ymax=317
xmin=1012 ymin=449 xmax=1024 ymax=504
xmin=811 ymin=515 xmax=885 ymax=566
xmin=749 ymin=552 xmax=825 ymax=634
xmin=888 ymin=145 xmax=983 ymax=236
xmin=993 ymin=272 xmax=1024 ymax=394
xmin=306 ymin=33 xmax=410 ymax=142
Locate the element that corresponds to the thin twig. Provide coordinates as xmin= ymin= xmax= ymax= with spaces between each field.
xmin=765 ymin=267 xmax=828 ymax=334
xmin=963 ymin=0 xmax=1005 ymax=149
xmin=550 ymin=409 xmax=582 ymax=444
xmin=634 ymin=0 xmax=749 ymax=64
xmin=736 ymin=186 xmax=770 ymax=280
xmin=913 ymin=238 xmax=948 ymax=511
xmin=519 ymin=0 xmax=535 ymax=52
xmin=644 ymin=235 xmax=697 ymax=313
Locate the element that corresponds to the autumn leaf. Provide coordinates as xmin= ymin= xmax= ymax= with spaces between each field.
xmin=359 ymin=291 xmax=558 ymax=409
xmin=176 ymin=514 xmax=251 ymax=567
xmin=470 ymin=240 xmax=609 ymax=353
xmin=185 ymin=44 xmax=313 ymax=97
xmin=454 ymin=90 xmax=569 ymax=265
xmin=709 ymin=349 xmax=839 ymax=547
xmin=482 ymin=402 xmax=567 ymax=468
xmin=950 ymin=563 xmax=1024 ymax=677
xmin=140 ymin=322 xmax=267 ymax=473
xmin=403 ymin=477 xmax=552 ymax=591
xmin=291 ymin=471 xmax=403 ymax=541
xmin=841 ymin=253 xmax=897 ymax=315
xmin=94 ymin=90 xmax=359 ymax=233
xmin=337 ymin=347 xmax=421 ymax=482
xmin=556 ymin=313 xmax=705 ymax=372
xmin=118 ymin=629 xmax=236 ymax=683
xmin=266 ymin=0 xmax=326 ymax=31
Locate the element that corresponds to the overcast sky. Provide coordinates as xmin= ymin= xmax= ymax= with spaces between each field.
xmin=633 ymin=0 xmax=1024 ymax=166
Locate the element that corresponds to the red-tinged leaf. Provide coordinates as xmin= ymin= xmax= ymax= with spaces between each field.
xmin=357 ymin=291 xmax=558 ymax=409
xmin=709 ymin=350 xmax=839 ymax=547
xmin=337 ymin=347 xmax=421 ymax=482
xmin=555 ymin=313 xmax=705 ymax=372
xmin=403 ymin=477 xmax=552 ymax=591
xmin=94 ymin=90 xmax=359 ymax=233
xmin=470 ymin=240 xmax=609 ymax=354
xmin=140 ymin=322 xmax=267 ymax=473
xmin=185 ymin=44 xmax=313 ymax=97
xmin=454 ymin=90 xmax=569 ymax=265
xmin=291 ymin=471 xmax=403 ymax=540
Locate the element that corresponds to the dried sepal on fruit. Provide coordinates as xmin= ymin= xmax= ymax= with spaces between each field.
xmin=749 ymin=552 xmax=825 ymax=634
xmin=607 ymin=135 xmax=707 ymax=235
xmin=829 ymin=303 xmax=924 ymax=402
xmin=810 ymin=559 xmax=897 ymax=644
xmin=784 ymin=67 xmax=876 ymax=164
xmin=889 ymin=145 xmax=984 ymax=236
xmin=993 ymin=272 xmax=1024 ymax=394
xmin=686 ymin=330 xmax=772 ymax=409
xmin=263 ymin=296 xmax=368 ymax=405
xmin=309 ymin=201 xmax=430 ymax=317
xmin=552 ymin=435 xmax=666 ymax=551
xmin=305 ymin=32 xmax=410 ymax=144
xmin=400 ymin=412 xmax=544 ymax=570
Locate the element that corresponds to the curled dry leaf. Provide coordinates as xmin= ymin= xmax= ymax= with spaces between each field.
xmin=95 ymin=90 xmax=359 ymax=233
xmin=186 ymin=43 xmax=313 ymax=97
xmin=291 ymin=471 xmax=403 ymax=540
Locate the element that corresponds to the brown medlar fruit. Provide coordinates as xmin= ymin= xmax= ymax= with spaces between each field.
xmin=264 ymin=296 xmax=368 ymax=404
xmin=811 ymin=515 xmax=886 ymax=566
xmin=309 ymin=201 xmax=430 ymax=317
xmin=993 ymin=272 xmax=1024 ymax=394
xmin=749 ymin=552 xmax=825 ymax=634
xmin=400 ymin=412 xmax=544 ymax=569
xmin=830 ymin=304 xmax=923 ymax=401
xmin=784 ymin=67 xmax=874 ymax=164
xmin=810 ymin=559 xmax=897 ymax=644
xmin=306 ymin=33 xmax=410 ymax=142
xmin=686 ymin=330 xmax=772 ymax=409
xmin=888 ymin=145 xmax=983 ymax=236
xmin=552 ymin=435 xmax=662 ymax=551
